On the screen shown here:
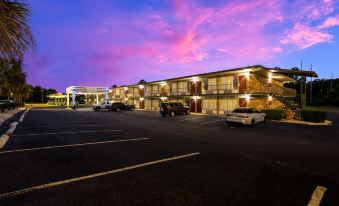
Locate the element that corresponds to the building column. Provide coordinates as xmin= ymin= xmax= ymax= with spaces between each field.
xmin=72 ymin=92 xmax=76 ymax=106
xmin=96 ymin=93 xmax=99 ymax=104
xmin=67 ymin=93 xmax=70 ymax=106
xmin=105 ymin=88 xmax=109 ymax=100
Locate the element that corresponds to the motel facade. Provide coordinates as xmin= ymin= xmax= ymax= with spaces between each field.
xmin=109 ymin=65 xmax=317 ymax=114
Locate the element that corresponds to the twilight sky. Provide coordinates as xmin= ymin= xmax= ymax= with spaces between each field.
xmin=25 ymin=0 xmax=339 ymax=92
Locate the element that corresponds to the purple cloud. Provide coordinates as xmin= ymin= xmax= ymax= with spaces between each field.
xmin=25 ymin=0 xmax=339 ymax=91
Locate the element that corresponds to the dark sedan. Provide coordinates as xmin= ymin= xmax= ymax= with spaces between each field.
xmin=110 ymin=102 xmax=135 ymax=112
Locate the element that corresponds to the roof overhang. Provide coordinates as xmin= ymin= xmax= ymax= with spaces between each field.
xmin=269 ymin=68 xmax=318 ymax=78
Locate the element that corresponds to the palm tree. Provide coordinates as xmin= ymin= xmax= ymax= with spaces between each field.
xmin=0 ymin=0 xmax=34 ymax=59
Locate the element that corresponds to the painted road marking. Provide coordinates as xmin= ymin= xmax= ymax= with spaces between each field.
xmin=199 ymin=119 xmax=225 ymax=125
xmin=0 ymin=121 xmax=19 ymax=149
xmin=0 ymin=135 xmax=9 ymax=148
xmin=178 ymin=117 xmax=203 ymax=122
xmin=0 ymin=138 xmax=149 ymax=154
xmin=6 ymin=122 xmax=18 ymax=135
xmin=20 ymin=124 xmax=107 ymax=128
xmin=12 ymin=129 xmax=122 ymax=136
xmin=25 ymin=121 xmax=95 ymax=123
xmin=19 ymin=108 xmax=30 ymax=123
xmin=307 ymin=186 xmax=327 ymax=206
xmin=0 ymin=152 xmax=200 ymax=198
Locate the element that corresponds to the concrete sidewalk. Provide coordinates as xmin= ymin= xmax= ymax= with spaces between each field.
xmin=0 ymin=108 xmax=25 ymax=125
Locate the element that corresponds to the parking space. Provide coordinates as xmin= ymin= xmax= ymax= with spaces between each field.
xmin=0 ymin=108 xmax=338 ymax=205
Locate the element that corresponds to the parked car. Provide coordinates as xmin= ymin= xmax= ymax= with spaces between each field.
xmin=0 ymin=100 xmax=13 ymax=104
xmin=160 ymin=102 xmax=190 ymax=117
xmin=77 ymin=99 xmax=86 ymax=105
xmin=225 ymin=107 xmax=266 ymax=126
xmin=92 ymin=101 xmax=111 ymax=111
xmin=110 ymin=102 xmax=135 ymax=112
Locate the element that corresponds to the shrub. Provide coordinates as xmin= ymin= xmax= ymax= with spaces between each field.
xmin=303 ymin=110 xmax=327 ymax=123
xmin=260 ymin=109 xmax=286 ymax=120
xmin=0 ymin=102 xmax=23 ymax=112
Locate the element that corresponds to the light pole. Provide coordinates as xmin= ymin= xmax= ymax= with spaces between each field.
xmin=41 ymin=88 xmax=44 ymax=103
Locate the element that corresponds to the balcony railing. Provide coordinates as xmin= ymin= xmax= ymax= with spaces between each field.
xmin=130 ymin=83 xmax=296 ymax=98
xmin=248 ymin=84 xmax=296 ymax=96
xmin=203 ymin=84 xmax=239 ymax=94
xmin=203 ymin=83 xmax=296 ymax=96
xmin=169 ymin=88 xmax=190 ymax=96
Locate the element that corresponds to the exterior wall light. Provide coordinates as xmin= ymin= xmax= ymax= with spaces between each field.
xmin=124 ymin=98 xmax=128 ymax=101
xmin=245 ymin=94 xmax=251 ymax=101
xmin=124 ymin=87 xmax=128 ymax=91
xmin=139 ymin=85 xmax=144 ymax=89
xmin=192 ymin=96 xmax=199 ymax=101
xmin=160 ymin=81 xmax=166 ymax=87
xmin=192 ymin=77 xmax=198 ymax=83
xmin=160 ymin=97 xmax=167 ymax=101
xmin=268 ymin=73 xmax=272 ymax=83
xmin=139 ymin=97 xmax=145 ymax=101
xmin=245 ymin=71 xmax=250 ymax=79
xmin=268 ymin=95 xmax=273 ymax=102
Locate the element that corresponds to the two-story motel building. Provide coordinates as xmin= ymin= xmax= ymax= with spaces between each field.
xmin=109 ymin=65 xmax=317 ymax=114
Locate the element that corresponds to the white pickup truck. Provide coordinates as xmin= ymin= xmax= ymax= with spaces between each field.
xmin=92 ymin=101 xmax=111 ymax=111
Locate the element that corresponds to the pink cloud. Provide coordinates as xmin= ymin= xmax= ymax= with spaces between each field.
xmin=281 ymin=23 xmax=333 ymax=49
xmin=25 ymin=0 xmax=339 ymax=91
xmin=318 ymin=15 xmax=339 ymax=29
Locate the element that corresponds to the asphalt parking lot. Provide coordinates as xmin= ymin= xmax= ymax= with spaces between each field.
xmin=0 ymin=108 xmax=339 ymax=206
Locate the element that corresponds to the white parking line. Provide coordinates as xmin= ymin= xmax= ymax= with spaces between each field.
xmin=0 ymin=122 xmax=19 ymax=149
xmin=178 ymin=117 xmax=203 ymax=122
xmin=0 ymin=135 xmax=9 ymax=148
xmin=0 ymin=152 xmax=200 ymax=198
xmin=21 ymin=125 xmax=106 ymax=128
xmin=199 ymin=119 xmax=225 ymax=125
xmin=0 ymin=138 xmax=149 ymax=154
xmin=12 ymin=129 xmax=122 ymax=136
xmin=19 ymin=108 xmax=30 ymax=123
xmin=307 ymin=186 xmax=327 ymax=206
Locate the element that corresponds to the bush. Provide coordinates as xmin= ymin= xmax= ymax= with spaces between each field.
xmin=261 ymin=109 xmax=286 ymax=120
xmin=303 ymin=110 xmax=327 ymax=123
xmin=0 ymin=102 xmax=23 ymax=112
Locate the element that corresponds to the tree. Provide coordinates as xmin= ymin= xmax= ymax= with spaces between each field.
xmin=0 ymin=0 xmax=35 ymax=59
xmin=0 ymin=57 xmax=28 ymax=102
xmin=138 ymin=79 xmax=147 ymax=84
xmin=111 ymin=84 xmax=117 ymax=88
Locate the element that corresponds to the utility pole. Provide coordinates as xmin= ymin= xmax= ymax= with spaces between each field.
xmin=41 ymin=88 xmax=44 ymax=103
xmin=331 ymin=74 xmax=334 ymax=93
xmin=300 ymin=59 xmax=304 ymax=119
xmin=310 ymin=64 xmax=313 ymax=104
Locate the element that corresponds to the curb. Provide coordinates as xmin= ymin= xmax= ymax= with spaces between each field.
xmin=0 ymin=108 xmax=29 ymax=149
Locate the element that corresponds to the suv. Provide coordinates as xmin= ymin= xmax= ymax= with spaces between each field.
xmin=110 ymin=102 xmax=135 ymax=112
xmin=160 ymin=102 xmax=190 ymax=117
xmin=92 ymin=101 xmax=111 ymax=111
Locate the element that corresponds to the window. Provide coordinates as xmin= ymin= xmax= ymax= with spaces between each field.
xmin=203 ymin=78 xmax=208 ymax=90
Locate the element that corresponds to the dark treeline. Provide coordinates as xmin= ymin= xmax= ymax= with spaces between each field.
xmin=0 ymin=0 xmax=35 ymax=103
xmin=25 ymin=85 xmax=57 ymax=103
xmin=286 ymin=78 xmax=339 ymax=106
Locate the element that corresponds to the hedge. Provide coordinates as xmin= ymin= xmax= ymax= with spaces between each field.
xmin=0 ymin=102 xmax=23 ymax=112
xmin=261 ymin=109 xmax=286 ymax=120
xmin=303 ymin=110 xmax=327 ymax=123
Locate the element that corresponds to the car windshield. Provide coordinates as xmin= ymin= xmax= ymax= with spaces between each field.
xmin=232 ymin=108 xmax=253 ymax=113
